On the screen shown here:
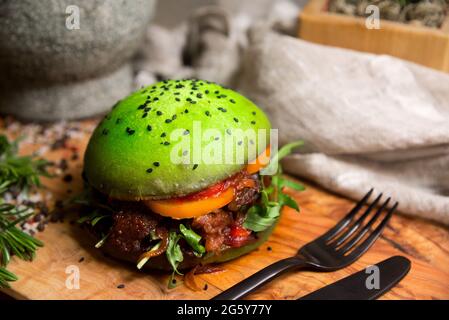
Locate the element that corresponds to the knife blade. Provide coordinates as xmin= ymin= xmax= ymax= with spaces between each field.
xmin=299 ymin=256 xmax=411 ymax=300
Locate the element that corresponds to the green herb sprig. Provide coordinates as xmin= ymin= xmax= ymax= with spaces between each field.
xmin=0 ymin=134 xmax=51 ymax=288
xmin=243 ymin=141 xmax=305 ymax=232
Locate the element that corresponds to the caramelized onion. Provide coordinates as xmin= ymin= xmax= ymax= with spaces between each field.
xmin=194 ymin=264 xmax=224 ymax=275
xmin=184 ymin=264 xmax=224 ymax=292
xmin=184 ymin=266 xmax=202 ymax=291
xmin=137 ymin=229 xmax=169 ymax=262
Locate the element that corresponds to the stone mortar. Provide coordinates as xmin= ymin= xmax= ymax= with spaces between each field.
xmin=0 ymin=0 xmax=156 ymax=121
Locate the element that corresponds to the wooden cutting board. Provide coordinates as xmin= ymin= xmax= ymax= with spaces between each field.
xmin=1 ymin=118 xmax=449 ymax=300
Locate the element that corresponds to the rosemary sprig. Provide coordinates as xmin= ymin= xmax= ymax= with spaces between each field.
xmin=0 ymin=134 xmax=51 ymax=288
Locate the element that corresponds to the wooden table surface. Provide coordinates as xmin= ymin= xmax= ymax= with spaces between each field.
xmin=1 ymin=118 xmax=449 ymax=300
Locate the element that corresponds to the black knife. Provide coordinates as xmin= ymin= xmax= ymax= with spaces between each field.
xmin=299 ymin=256 xmax=411 ymax=300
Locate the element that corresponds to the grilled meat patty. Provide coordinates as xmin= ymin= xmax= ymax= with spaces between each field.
xmin=89 ymin=172 xmax=261 ymax=262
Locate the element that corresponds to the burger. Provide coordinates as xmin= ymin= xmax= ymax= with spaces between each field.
xmin=79 ymin=79 xmax=303 ymax=283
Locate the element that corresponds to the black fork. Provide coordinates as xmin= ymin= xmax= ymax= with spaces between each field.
xmin=212 ymin=189 xmax=398 ymax=300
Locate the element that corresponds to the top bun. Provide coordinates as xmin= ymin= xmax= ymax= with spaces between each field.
xmin=84 ymin=79 xmax=271 ymax=200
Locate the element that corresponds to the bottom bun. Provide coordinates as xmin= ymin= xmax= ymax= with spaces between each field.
xmin=94 ymin=222 xmax=277 ymax=271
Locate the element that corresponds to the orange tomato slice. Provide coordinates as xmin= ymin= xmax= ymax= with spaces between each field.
xmin=144 ymin=186 xmax=235 ymax=219
xmin=145 ymin=146 xmax=270 ymax=219
xmin=246 ymin=145 xmax=271 ymax=174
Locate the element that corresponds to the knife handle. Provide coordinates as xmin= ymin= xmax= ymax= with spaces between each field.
xmin=212 ymin=256 xmax=307 ymax=300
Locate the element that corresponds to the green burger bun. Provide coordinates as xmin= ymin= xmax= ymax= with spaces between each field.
xmin=84 ymin=79 xmax=271 ymax=201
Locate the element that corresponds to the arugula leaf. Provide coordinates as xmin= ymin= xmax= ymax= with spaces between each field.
xmin=279 ymin=193 xmax=300 ymax=212
xmin=94 ymin=233 xmax=109 ymax=249
xmin=263 ymin=140 xmax=303 ymax=175
xmin=168 ymin=272 xmax=181 ymax=289
xmin=276 ymin=177 xmax=306 ymax=191
xmin=179 ymin=224 xmax=205 ymax=257
xmin=243 ymin=140 xmax=305 ymax=232
xmin=243 ymin=204 xmax=281 ymax=232
xmin=166 ymin=231 xmax=184 ymax=276
xmin=76 ymin=210 xmax=110 ymax=227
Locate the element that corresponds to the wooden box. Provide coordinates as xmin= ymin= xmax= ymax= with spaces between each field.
xmin=298 ymin=0 xmax=449 ymax=72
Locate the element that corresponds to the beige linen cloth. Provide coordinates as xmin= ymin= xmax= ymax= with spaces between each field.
xmin=135 ymin=2 xmax=449 ymax=225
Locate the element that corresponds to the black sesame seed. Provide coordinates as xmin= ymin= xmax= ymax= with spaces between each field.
xmin=146 ymin=168 xmax=153 ymax=173
xmin=164 ymin=141 xmax=170 ymax=146
xmin=193 ymin=164 xmax=198 ymax=170
xmin=144 ymin=107 xmax=151 ymax=112
xmin=174 ymin=92 xmax=180 ymax=95
xmin=185 ymin=109 xmax=189 ymax=114
xmin=102 ymin=128 xmax=109 ymax=135
xmin=230 ymin=99 xmax=236 ymax=104
xmin=252 ymin=111 xmax=256 ymax=115
xmin=63 ymin=174 xmax=73 ymax=183
xmin=267 ymin=246 xmax=272 ymax=251
xmin=165 ymin=119 xmax=172 ymax=124
xmin=153 ymin=162 xmax=160 ymax=167
xmin=153 ymin=97 xmax=159 ymax=102
xmin=183 ymin=129 xmax=190 ymax=135
xmin=186 ymin=97 xmax=192 ymax=102
xmin=205 ymin=111 xmax=210 ymax=117
xmin=147 ymin=125 xmax=152 ymax=131
xmin=233 ymin=118 xmax=239 ymax=123
xmin=175 ymin=84 xmax=184 ymax=89
xmin=214 ymin=91 xmax=219 ymax=94
xmin=157 ymin=111 xmax=163 ymax=116
xmin=142 ymin=112 xmax=148 ymax=118
xmin=251 ymin=121 xmax=256 ymax=125
xmin=161 ymin=132 xmax=166 ymax=137
xmin=117 ymin=284 xmax=125 ymax=289
xmin=126 ymin=127 xmax=135 ymax=135
xmin=203 ymin=284 xmax=208 ymax=290
xmin=205 ymin=90 xmax=210 ymax=94
xmin=172 ymin=115 xmax=177 ymax=120
xmin=175 ymin=98 xmax=180 ymax=102
xmin=196 ymin=93 xmax=203 ymax=99
xmin=137 ymin=104 xmax=145 ymax=110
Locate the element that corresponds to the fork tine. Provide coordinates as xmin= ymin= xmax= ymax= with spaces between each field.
xmin=331 ymin=193 xmax=383 ymax=247
xmin=319 ymin=188 xmax=374 ymax=241
xmin=345 ymin=202 xmax=398 ymax=260
xmin=338 ymin=197 xmax=391 ymax=254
